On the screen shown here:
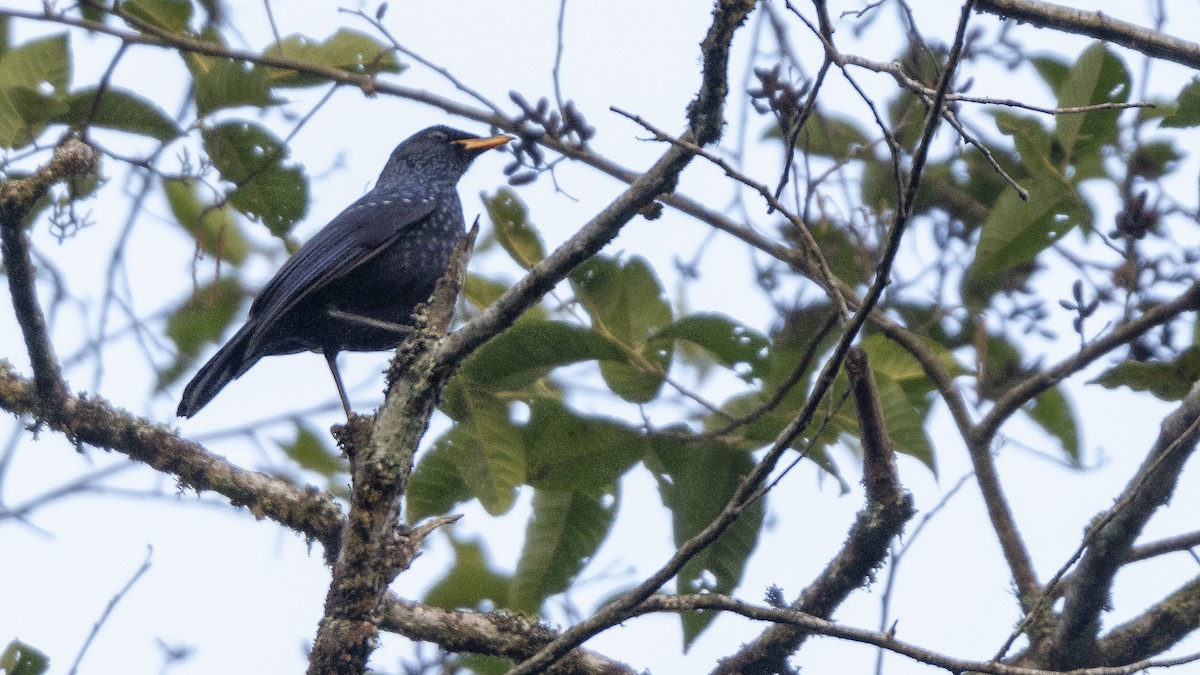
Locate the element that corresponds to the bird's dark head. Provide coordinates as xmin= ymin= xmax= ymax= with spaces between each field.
xmin=378 ymin=126 xmax=512 ymax=186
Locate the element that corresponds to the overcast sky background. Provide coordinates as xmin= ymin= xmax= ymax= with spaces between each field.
xmin=4 ymin=1 xmax=1200 ymax=673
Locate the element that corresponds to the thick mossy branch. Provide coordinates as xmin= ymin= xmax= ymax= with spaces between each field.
xmin=0 ymin=138 xmax=100 ymax=415
xmin=0 ymin=360 xmax=347 ymax=559
xmin=307 ymin=226 xmax=478 ymax=675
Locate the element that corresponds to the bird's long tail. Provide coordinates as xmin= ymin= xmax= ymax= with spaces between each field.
xmin=176 ymin=322 xmax=261 ymax=418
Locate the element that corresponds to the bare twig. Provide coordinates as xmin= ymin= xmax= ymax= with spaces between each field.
xmin=68 ymin=547 xmax=153 ymax=675
xmin=641 ymin=593 xmax=1200 ymax=675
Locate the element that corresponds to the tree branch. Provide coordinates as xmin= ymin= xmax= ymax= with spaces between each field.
xmin=711 ymin=347 xmax=914 ymax=674
xmin=0 ymin=138 xmax=99 ymax=416
xmin=1095 ymin=575 xmax=1200 ymax=667
xmin=377 ymin=599 xmax=636 ymax=675
xmin=0 ymin=361 xmax=347 ymax=558
xmin=0 ymin=361 xmax=630 ymax=673
xmin=639 ymin=594 xmax=1200 ymax=675
xmin=307 ymin=227 xmax=477 ymax=674
xmin=1043 ymin=382 xmax=1200 ymax=669
xmin=975 ymin=0 xmax=1200 ymax=70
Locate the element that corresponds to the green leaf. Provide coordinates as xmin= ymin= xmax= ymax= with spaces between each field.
xmin=510 ymin=487 xmax=617 ymax=612
xmin=648 ymin=436 xmax=763 ymax=649
xmin=424 ymin=539 xmax=511 ymax=610
xmin=456 ymin=655 xmax=511 ymax=675
xmin=765 ymin=112 xmax=868 ymax=158
xmin=263 ymin=29 xmax=403 ymax=87
xmin=1091 ymin=347 xmax=1200 ymax=401
xmin=653 ymin=313 xmax=770 ymax=382
xmin=458 ymin=320 xmax=624 ymax=391
xmin=461 ymin=272 xmax=547 ymax=321
xmin=1030 ymin=55 xmax=1070 ymax=95
xmin=1026 ymin=386 xmax=1081 ymax=465
xmin=1055 ymin=42 xmax=1129 ymax=161
xmin=78 ymin=3 xmax=106 ymax=23
xmin=0 ymin=34 xmax=71 ymax=148
xmin=58 ymin=86 xmax=182 ymax=140
xmin=163 ymin=178 xmax=250 ymax=266
xmin=1 ymin=639 xmax=50 ymax=675
xmin=965 ymin=170 xmax=1089 ymax=305
xmin=186 ymin=51 xmax=279 ymax=116
xmin=201 ymin=121 xmax=309 ymax=237
xmin=869 ymin=371 xmax=935 ymax=473
xmin=407 ymin=433 xmax=472 ymax=523
xmin=486 ymin=188 xmax=545 ymax=269
xmin=523 ymin=399 xmax=644 ymax=492
xmin=446 ymin=391 xmax=525 ymax=515
xmin=158 ymin=277 xmax=245 ymax=388
xmin=121 ymin=0 xmax=193 ymax=33
xmin=277 ymin=424 xmax=346 ymax=477
xmin=166 ymin=277 xmax=244 ymax=357
xmin=1128 ymin=141 xmax=1181 ymax=180
xmin=1161 ymin=78 xmax=1200 ymax=128
xmin=572 ymin=255 xmax=674 ymax=403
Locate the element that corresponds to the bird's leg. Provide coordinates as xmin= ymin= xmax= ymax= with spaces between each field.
xmin=323 ymin=350 xmax=354 ymax=417
xmin=327 ymin=308 xmax=414 ymax=337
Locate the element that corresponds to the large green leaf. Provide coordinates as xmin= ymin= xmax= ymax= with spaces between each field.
xmin=159 ymin=277 xmax=246 ymax=389
xmin=460 ymin=272 xmax=548 ymax=321
xmin=1 ymin=639 xmax=49 ymax=675
xmin=446 ymin=390 xmax=526 ymax=515
xmin=1026 ymin=386 xmax=1082 ymax=465
xmin=457 ymin=320 xmax=624 ymax=392
xmin=186 ymin=51 xmax=279 ymax=116
xmin=407 ymin=433 xmax=472 ymax=523
xmin=277 ymin=423 xmax=346 ymax=478
xmin=648 ymin=436 xmax=763 ymax=649
xmin=869 ymin=371 xmax=935 ymax=473
xmin=510 ymin=487 xmax=617 ymax=612
xmin=121 ymin=0 xmax=193 ymax=33
xmin=163 ymin=178 xmax=250 ymax=266
xmin=764 ymin=111 xmax=868 ymax=158
xmin=263 ymin=29 xmax=403 ymax=87
xmin=0 ymin=34 xmax=70 ymax=149
xmin=964 ymin=119 xmax=1090 ymax=305
xmin=1031 ymin=55 xmax=1070 ymax=95
xmin=1161 ymin=78 xmax=1200 ymax=128
xmin=201 ymin=121 xmax=309 ymax=237
xmin=652 ymin=313 xmax=771 ymax=382
xmin=1054 ymin=42 xmax=1129 ymax=162
xmin=523 ymin=399 xmax=644 ymax=492
xmin=1091 ymin=347 xmax=1200 ymax=402
xmin=486 ymin=188 xmax=545 ymax=269
xmin=424 ymin=539 xmax=511 ymax=610
xmin=58 ymin=86 xmax=182 ymax=140
xmin=572 ymin=255 xmax=674 ymax=403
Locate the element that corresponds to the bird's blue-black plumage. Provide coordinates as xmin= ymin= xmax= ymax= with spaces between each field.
xmin=177 ymin=125 xmax=510 ymax=417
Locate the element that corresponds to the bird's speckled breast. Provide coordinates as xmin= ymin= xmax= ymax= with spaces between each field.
xmin=315 ymin=188 xmax=465 ymax=351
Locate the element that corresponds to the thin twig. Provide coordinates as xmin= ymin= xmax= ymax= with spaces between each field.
xmin=68 ymin=546 xmax=153 ymax=675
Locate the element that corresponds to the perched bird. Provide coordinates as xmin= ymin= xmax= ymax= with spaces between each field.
xmin=177 ymin=126 xmax=512 ymax=418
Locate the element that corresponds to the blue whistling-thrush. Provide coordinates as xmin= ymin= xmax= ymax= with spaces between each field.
xmin=177 ymin=126 xmax=512 ymax=417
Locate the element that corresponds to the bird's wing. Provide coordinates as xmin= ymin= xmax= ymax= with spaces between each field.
xmin=245 ymin=194 xmax=438 ymax=344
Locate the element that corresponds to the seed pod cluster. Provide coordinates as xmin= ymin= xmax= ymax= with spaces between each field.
xmin=503 ymin=91 xmax=596 ymax=186
xmin=748 ymin=64 xmax=809 ymax=131
xmin=1111 ymin=190 xmax=1158 ymax=240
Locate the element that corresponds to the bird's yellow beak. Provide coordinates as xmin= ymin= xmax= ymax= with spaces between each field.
xmin=453 ymin=135 xmax=513 ymax=151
